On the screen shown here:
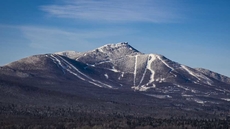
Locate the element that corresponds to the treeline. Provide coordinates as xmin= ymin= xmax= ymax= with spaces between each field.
xmin=0 ymin=103 xmax=230 ymax=129
xmin=1 ymin=114 xmax=230 ymax=129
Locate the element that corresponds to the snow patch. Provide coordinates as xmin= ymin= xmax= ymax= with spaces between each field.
xmin=194 ymin=99 xmax=205 ymax=104
xmin=98 ymin=48 xmax=104 ymax=53
xmin=221 ymin=98 xmax=230 ymax=102
xmin=186 ymin=98 xmax=205 ymax=104
xmin=110 ymin=66 xmax=120 ymax=72
xmin=132 ymin=84 xmax=156 ymax=91
xmin=118 ymin=72 xmax=125 ymax=80
xmin=55 ymin=51 xmax=81 ymax=59
xmin=104 ymin=74 xmax=109 ymax=79
xmin=175 ymin=84 xmax=190 ymax=91
xmin=121 ymin=72 xmax=124 ymax=77
xmin=99 ymin=42 xmax=129 ymax=49
xmin=156 ymin=78 xmax=165 ymax=83
xmin=145 ymin=94 xmax=172 ymax=99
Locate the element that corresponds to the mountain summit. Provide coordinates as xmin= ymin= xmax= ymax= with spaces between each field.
xmin=57 ymin=42 xmax=140 ymax=63
xmin=1 ymin=42 xmax=230 ymax=119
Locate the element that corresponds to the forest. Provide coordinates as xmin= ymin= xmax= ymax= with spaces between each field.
xmin=1 ymin=103 xmax=230 ymax=129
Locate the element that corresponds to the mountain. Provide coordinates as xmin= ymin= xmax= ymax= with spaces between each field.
xmin=56 ymin=42 xmax=230 ymax=95
xmin=1 ymin=42 xmax=230 ymax=123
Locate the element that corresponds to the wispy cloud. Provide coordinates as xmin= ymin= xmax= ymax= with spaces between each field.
xmin=0 ymin=24 xmax=136 ymax=65
xmin=40 ymin=0 xmax=183 ymax=23
xmin=19 ymin=25 xmax=136 ymax=52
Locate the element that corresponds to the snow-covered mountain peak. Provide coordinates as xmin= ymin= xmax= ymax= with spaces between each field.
xmin=55 ymin=51 xmax=81 ymax=59
xmin=56 ymin=42 xmax=142 ymax=61
xmin=94 ymin=42 xmax=140 ymax=54
xmin=99 ymin=42 xmax=129 ymax=48
xmin=102 ymin=42 xmax=129 ymax=47
xmin=71 ymin=42 xmax=143 ymax=64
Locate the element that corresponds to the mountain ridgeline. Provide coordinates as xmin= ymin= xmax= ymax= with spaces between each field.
xmin=0 ymin=42 xmax=230 ymax=127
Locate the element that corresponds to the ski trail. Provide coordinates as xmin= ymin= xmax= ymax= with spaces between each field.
xmin=138 ymin=55 xmax=156 ymax=86
xmin=50 ymin=54 xmax=85 ymax=80
xmin=157 ymin=55 xmax=177 ymax=77
xmin=133 ymin=54 xmax=156 ymax=91
xmin=157 ymin=55 xmax=174 ymax=70
xmin=145 ymin=54 xmax=156 ymax=86
xmin=57 ymin=55 xmax=113 ymax=88
xmin=49 ymin=54 xmax=66 ymax=74
xmin=138 ymin=55 xmax=149 ymax=86
xmin=181 ymin=65 xmax=200 ymax=81
xmin=181 ymin=65 xmax=213 ymax=85
xmin=133 ymin=55 xmax=138 ymax=86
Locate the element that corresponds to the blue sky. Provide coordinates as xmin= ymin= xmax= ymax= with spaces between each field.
xmin=0 ymin=0 xmax=230 ymax=77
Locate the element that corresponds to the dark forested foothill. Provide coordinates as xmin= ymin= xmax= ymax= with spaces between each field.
xmin=0 ymin=103 xmax=230 ymax=129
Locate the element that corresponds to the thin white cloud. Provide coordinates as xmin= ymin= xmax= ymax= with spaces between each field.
xmin=0 ymin=24 xmax=137 ymax=53
xmin=19 ymin=25 xmax=136 ymax=51
xmin=41 ymin=0 xmax=183 ymax=23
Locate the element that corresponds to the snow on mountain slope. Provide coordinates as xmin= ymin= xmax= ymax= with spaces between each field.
xmin=2 ymin=42 xmax=230 ymax=106
xmin=132 ymin=54 xmax=159 ymax=91
xmin=49 ymin=54 xmax=114 ymax=88
xmin=180 ymin=65 xmax=214 ymax=85
xmin=2 ymin=42 xmax=230 ymax=120
xmin=196 ymin=68 xmax=230 ymax=84
xmin=55 ymin=51 xmax=82 ymax=59
xmin=57 ymin=42 xmax=141 ymax=64
xmin=55 ymin=42 xmax=229 ymax=91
